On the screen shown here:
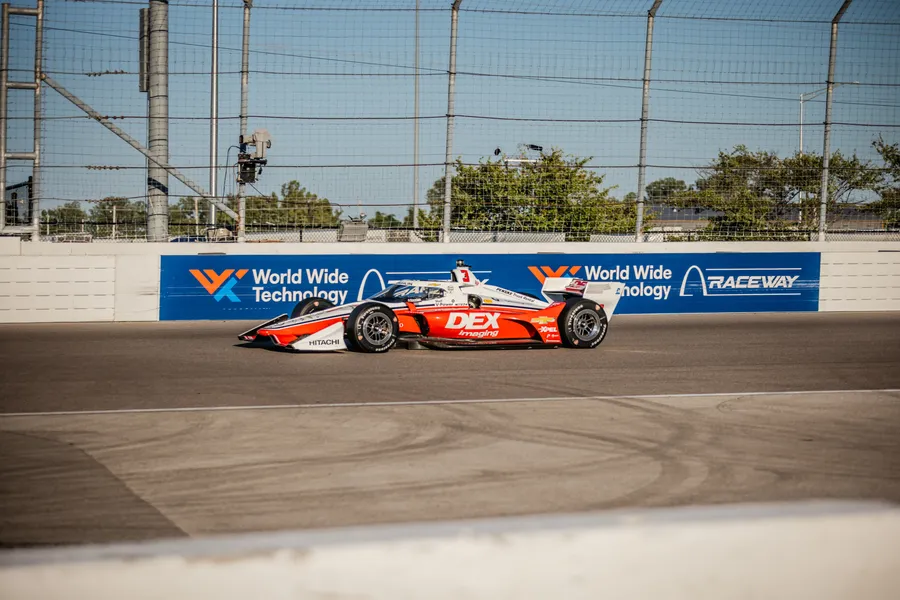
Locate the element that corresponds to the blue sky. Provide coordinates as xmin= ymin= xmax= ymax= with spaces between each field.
xmin=6 ymin=0 xmax=900 ymax=217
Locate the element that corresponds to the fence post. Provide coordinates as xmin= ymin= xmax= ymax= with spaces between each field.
xmin=31 ymin=0 xmax=42 ymax=240
xmin=0 ymin=3 xmax=8 ymax=234
xmin=0 ymin=1 xmax=42 ymax=238
xmin=147 ymin=0 xmax=169 ymax=242
xmin=237 ymin=0 xmax=251 ymax=243
xmin=209 ymin=0 xmax=219 ymax=231
xmin=412 ymin=0 xmax=420 ymax=231
xmin=818 ymin=0 xmax=852 ymax=242
xmin=442 ymin=0 xmax=462 ymax=243
xmin=634 ymin=0 xmax=662 ymax=243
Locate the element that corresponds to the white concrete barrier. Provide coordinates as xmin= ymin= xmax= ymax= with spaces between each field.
xmin=0 ymin=255 xmax=115 ymax=323
xmin=820 ymin=250 xmax=900 ymax=312
xmin=113 ymin=254 xmax=160 ymax=321
xmin=1 ymin=501 xmax=898 ymax=600
xmin=1 ymin=239 xmax=899 ymax=322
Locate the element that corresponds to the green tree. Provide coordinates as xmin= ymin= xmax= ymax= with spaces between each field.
xmin=368 ymin=211 xmax=403 ymax=228
xmin=871 ymin=136 xmax=900 ymax=229
xmin=168 ymin=196 xmax=239 ymax=237
xmin=169 ymin=197 xmax=205 ymax=237
xmin=645 ymin=177 xmax=687 ymax=203
xmin=88 ymin=197 xmax=148 ymax=239
xmin=419 ymin=148 xmax=646 ymax=241
xmin=276 ymin=180 xmax=342 ymax=228
xmin=667 ymin=145 xmax=879 ymax=240
xmin=168 ymin=181 xmax=342 ymax=238
xmin=401 ymin=206 xmax=416 ymax=228
xmin=40 ymin=201 xmax=87 ymax=236
xmin=782 ymin=151 xmax=881 ymax=228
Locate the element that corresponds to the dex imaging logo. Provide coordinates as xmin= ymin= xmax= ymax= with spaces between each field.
xmin=679 ymin=265 xmax=802 ymax=297
xmin=190 ymin=268 xmax=249 ymax=302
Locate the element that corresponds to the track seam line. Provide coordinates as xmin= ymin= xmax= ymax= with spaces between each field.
xmin=2 ymin=388 xmax=899 ymax=418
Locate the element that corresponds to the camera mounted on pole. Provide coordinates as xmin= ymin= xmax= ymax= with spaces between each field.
xmin=237 ymin=129 xmax=271 ymax=184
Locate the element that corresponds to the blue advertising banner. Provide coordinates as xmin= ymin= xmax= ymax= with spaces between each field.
xmin=159 ymin=252 xmax=821 ymax=320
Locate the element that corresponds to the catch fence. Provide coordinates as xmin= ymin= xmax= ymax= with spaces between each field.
xmin=1 ymin=0 xmax=899 ymax=243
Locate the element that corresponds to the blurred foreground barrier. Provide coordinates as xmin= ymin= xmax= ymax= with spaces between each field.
xmin=2 ymin=501 xmax=899 ymax=600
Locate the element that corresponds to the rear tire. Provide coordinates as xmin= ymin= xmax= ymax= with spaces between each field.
xmin=345 ymin=302 xmax=399 ymax=353
xmin=559 ymin=298 xmax=608 ymax=349
xmin=290 ymin=297 xmax=335 ymax=319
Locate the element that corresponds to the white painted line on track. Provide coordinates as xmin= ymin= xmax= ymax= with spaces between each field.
xmin=2 ymin=388 xmax=898 ymax=418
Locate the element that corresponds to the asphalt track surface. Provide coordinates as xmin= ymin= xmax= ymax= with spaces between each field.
xmin=1 ymin=312 xmax=899 ymax=547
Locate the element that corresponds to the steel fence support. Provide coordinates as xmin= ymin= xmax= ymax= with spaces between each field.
xmin=140 ymin=7 xmax=149 ymax=235
xmin=209 ymin=0 xmax=218 ymax=229
xmin=0 ymin=3 xmax=9 ymax=233
xmin=412 ymin=0 xmax=420 ymax=230
xmin=442 ymin=0 xmax=462 ymax=243
xmin=237 ymin=0 xmax=251 ymax=242
xmin=0 ymin=1 xmax=42 ymax=238
xmin=31 ymin=0 xmax=42 ymax=239
xmin=635 ymin=0 xmax=662 ymax=243
xmin=42 ymin=75 xmax=236 ymax=219
xmin=147 ymin=0 xmax=169 ymax=242
xmin=818 ymin=0 xmax=852 ymax=242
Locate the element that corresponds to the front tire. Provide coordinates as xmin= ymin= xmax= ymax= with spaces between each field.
xmin=559 ymin=298 xmax=608 ymax=349
xmin=346 ymin=302 xmax=399 ymax=353
xmin=290 ymin=296 xmax=335 ymax=319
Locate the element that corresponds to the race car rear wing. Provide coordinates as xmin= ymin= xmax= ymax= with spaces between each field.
xmin=450 ymin=259 xmax=480 ymax=285
xmin=541 ymin=277 xmax=625 ymax=317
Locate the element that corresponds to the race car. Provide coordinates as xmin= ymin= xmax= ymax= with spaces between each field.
xmin=238 ymin=260 xmax=624 ymax=353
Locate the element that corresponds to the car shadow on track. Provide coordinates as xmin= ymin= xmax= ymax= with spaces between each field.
xmin=232 ymin=341 xmax=298 ymax=353
xmin=232 ymin=340 xmax=559 ymax=354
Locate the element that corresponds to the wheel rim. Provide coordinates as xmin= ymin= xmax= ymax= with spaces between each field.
xmin=362 ymin=312 xmax=393 ymax=346
xmin=573 ymin=309 xmax=603 ymax=341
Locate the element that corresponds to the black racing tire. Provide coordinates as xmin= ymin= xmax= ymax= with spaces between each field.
xmin=290 ymin=296 xmax=335 ymax=319
xmin=558 ymin=297 xmax=609 ymax=349
xmin=345 ymin=302 xmax=399 ymax=353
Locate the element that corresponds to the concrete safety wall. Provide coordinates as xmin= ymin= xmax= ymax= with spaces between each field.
xmin=0 ymin=237 xmax=898 ymax=323
xmin=819 ymin=251 xmax=900 ymax=312
xmin=1 ymin=501 xmax=899 ymax=600
xmin=0 ymin=255 xmax=116 ymax=323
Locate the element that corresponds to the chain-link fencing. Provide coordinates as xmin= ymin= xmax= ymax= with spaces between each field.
xmin=2 ymin=0 xmax=898 ymax=243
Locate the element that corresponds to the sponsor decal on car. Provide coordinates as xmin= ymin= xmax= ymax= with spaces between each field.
xmin=308 ymin=338 xmax=342 ymax=347
xmin=458 ymin=330 xmax=500 ymax=338
xmin=445 ymin=311 xmax=502 ymax=337
xmin=495 ymin=286 xmax=539 ymax=302
xmin=530 ymin=316 xmax=556 ymax=325
xmin=446 ymin=312 xmax=500 ymax=330
xmin=565 ymin=279 xmax=588 ymax=292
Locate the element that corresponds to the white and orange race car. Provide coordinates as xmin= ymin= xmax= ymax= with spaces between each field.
xmin=239 ymin=260 xmax=624 ymax=353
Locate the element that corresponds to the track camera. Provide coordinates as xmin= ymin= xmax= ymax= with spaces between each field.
xmin=237 ymin=129 xmax=272 ymax=184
